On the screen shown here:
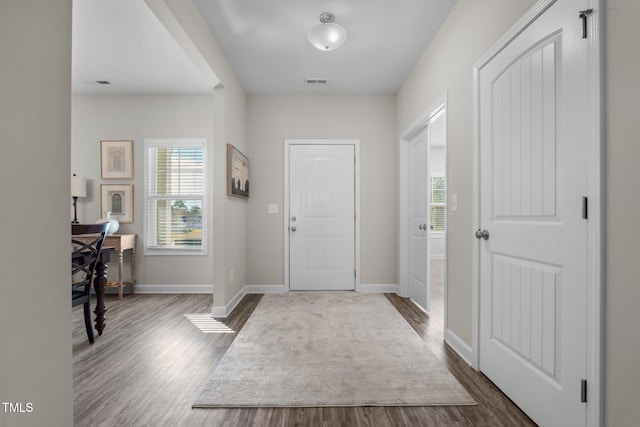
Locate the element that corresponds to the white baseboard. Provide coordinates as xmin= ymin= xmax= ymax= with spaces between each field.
xmin=210 ymin=305 xmax=230 ymax=318
xmin=211 ymin=284 xmax=285 ymax=318
xmin=244 ymin=284 xmax=286 ymax=294
xmin=444 ymin=328 xmax=474 ymax=366
xmin=358 ymin=284 xmax=400 ymax=293
xmin=105 ymin=284 xmax=213 ymax=295
xmin=211 ymin=288 xmax=245 ymax=318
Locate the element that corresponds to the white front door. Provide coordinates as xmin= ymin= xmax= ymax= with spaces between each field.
xmin=408 ymin=127 xmax=430 ymax=311
xmin=477 ymin=1 xmax=588 ymax=425
xmin=288 ymin=143 xmax=355 ymax=291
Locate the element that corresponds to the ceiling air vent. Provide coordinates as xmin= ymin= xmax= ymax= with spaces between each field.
xmin=305 ymin=78 xmax=328 ymax=86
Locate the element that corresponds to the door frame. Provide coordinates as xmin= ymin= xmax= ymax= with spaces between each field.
xmin=399 ymin=93 xmax=448 ymax=311
xmin=471 ymin=0 xmax=603 ymax=425
xmin=283 ymin=139 xmax=361 ymax=292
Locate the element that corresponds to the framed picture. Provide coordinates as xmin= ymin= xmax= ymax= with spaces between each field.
xmin=100 ymin=184 xmax=134 ymax=223
xmin=227 ymin=144 xmax=250 ymax=199
xmin=101 ymin=139 xmax=133 ymax=179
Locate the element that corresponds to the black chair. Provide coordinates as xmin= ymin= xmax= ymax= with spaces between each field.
xmin=72 ymin=223 xmax=109 ymax=344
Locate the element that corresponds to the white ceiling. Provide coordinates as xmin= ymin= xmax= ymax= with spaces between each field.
xmin=194 ymin=0 xmax=457 ymax=93
xmin=72 ymin=0 xmax=457 ymax=95
xmin=72 ymin=0 xmax=212 ymax=94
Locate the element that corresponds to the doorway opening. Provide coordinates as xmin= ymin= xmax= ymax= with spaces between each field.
xmin=427 ymin=112 xmax=447 ymax=327
xmin=399 ymin=95 xmax=448 ymax=333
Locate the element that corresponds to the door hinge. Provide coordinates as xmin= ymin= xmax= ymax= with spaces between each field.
xmin=582 ymin=196 xmax=588 ymax=220
xmin=579 ymin=9 xmax=594 ymax=39
xmin=581 ymin=379 xmax=588 ymax=403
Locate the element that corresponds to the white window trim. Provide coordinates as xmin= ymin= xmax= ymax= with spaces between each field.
xmin=143 ymin=138 xmax=208 ymax=256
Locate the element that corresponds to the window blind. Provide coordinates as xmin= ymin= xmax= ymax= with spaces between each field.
xmin=430 ymin=176 xmax=446 ymax=232
xmin=144 ymin=139 xmax=207 ymax=255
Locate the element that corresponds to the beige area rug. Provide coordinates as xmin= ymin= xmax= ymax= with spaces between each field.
xmin=193 ymin=292 xmax=476 ymax=408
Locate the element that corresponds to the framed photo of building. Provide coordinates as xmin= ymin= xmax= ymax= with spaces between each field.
xmin=100 ymin=184 xmax=134 ymax=223
xmin=101 ymin=139 xmax=134 ymax=179
xmin=227 ymin=144 xmax=249 ymax=199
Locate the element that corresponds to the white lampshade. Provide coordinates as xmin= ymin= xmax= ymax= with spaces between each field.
xmin=71 ymin=174 xmax=87 ymax=198
xmin=308 ymin=12 xmax=347 ymax=51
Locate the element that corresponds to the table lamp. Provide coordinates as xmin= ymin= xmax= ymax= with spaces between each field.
xmin=71 ymin=174 xmax=87 ymax=224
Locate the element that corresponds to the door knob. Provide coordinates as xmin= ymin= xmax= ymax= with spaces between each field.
xmin=475 ymin=229 xmax=489 ymax=240
xmin=291 ymin=226 xmax=297 ymax=232
xmin=419 ymin=224 xmax=427 ymax=230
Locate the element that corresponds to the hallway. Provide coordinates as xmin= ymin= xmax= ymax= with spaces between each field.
xmin=72 ymin=284 xmax=535 ymax=426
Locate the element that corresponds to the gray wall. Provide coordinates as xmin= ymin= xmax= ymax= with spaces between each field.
xmin=71 ymin=94 xmax=215 ymax=289
xmin=604 ymin=0 xmax=640 ymax=424
xmin=0 ymin=1 xmax=73 ymax=425
xmin=397 ymin=0 xmax=537 ymax=346
xmin=246 ymin=94 xmax=398 ymax=286
xmin=2 ymin=1 xmax=639 ymax=425
xmin=158 ymin=0 xmax=249 ymax=307
xmin=398 ymin=0 xmax=640 ymax=423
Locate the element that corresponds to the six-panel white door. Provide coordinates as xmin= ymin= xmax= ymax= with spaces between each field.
xmin=289 ymin=144 xmax=356 ymax=291
xmin=477 ymin=1 xmax=588 ymax=425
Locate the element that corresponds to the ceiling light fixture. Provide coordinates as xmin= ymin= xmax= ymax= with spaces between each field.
xmin=307 ymin=12 xmax=347 ymax=51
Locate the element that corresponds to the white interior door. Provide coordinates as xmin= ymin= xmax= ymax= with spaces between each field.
xmin=289 ymin=143 xmax=355 ymax=291
xmin=477 ymin=1 xmax=588 ymax=425
xmin=408 ymin=127 xmax=429 ymax=311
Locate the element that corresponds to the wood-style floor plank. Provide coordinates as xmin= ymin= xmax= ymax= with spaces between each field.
xmin=73 ymin=268 xmax=536 ymax=426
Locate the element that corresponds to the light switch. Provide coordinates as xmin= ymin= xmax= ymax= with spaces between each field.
xmin=268 ymin=203 xmax=278 ymax=214
xmin=451 ymin=195 xmax=458 ymax=212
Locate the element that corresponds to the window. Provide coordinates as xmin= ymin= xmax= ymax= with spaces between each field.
xmin=430 ymin=176 xmax=446 ymax=232
xmin=144 ymin=138 xmax=207 ymax=255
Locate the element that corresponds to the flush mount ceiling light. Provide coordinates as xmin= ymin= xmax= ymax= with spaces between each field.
xmin=307 ymin=12 xmax=347 ymax=51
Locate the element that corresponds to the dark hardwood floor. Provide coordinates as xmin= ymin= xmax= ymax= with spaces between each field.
xmin=73 ymin=266 xmax=535 ymax=426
